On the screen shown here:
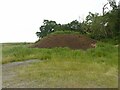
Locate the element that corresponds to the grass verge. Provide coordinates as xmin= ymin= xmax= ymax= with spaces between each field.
xmin=2 ymin=42 xmax=118 ymax=88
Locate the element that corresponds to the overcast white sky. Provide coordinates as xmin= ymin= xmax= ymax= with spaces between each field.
xmin=0 ymin=0 xmax=117 ymax=43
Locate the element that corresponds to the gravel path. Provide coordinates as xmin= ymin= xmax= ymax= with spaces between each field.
xmin=2 ymin=59 xmax=42 ymax=88
xmin=3 ymin=59 xmax=41 ymax=69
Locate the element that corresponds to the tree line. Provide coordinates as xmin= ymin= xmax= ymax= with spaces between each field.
xmin=36 ymin=0 xmax=120 ymax=42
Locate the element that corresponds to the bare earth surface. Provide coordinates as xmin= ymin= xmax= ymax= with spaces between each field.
xmin=32 ymin=34 xmax=97 ymax=50
xmin=2 ymin=59 xmax=42 ymax=88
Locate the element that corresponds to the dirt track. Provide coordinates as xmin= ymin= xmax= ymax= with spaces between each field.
xmin=2 ymin=59 xmax=42 ymax=88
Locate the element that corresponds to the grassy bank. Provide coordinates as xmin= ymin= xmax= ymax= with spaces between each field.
xmin=2 ymin=42 xmax=118 ymax=87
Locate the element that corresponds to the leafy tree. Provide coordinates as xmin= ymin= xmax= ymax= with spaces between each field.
xmin=108 ymin=0 xmax=117 ymax=9
xmin=36 ymin=0 xmax=119 ymax=42
xmin=69 ymin=20 xmax=82 ymax=32
xmin=82 ymin=0 xmax=119 ymax=41
xmin=105 ymin=0 xmax=120 ymax=39
xmin=36 ymin=19 xmax=83 ymax=38
xmin=36 ymin=20 xmax=57 ymax=38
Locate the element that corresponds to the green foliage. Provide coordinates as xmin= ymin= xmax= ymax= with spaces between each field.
xmin=36 ymin=20 xmax=83 ymax=38
xmin=36 ymin=0 xmax=119 ymax=43
xmin=36 ymin=20 xmax=57 ymax=38
xmin=49 ymin=31 xmax=80 ymax=35
xmin=82 ymin=0 xmax=119 ymax=42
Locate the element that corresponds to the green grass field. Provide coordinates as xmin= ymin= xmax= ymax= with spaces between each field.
xmin=2 ymin=42 xmax=118 ymax=88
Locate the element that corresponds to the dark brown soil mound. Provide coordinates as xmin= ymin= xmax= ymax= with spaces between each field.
xmin=32 ymin=34 xmax=97 ymax=50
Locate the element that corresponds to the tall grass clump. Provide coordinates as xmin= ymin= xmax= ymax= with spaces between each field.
xmin=86 ymin=42 xmax=118 ymax=65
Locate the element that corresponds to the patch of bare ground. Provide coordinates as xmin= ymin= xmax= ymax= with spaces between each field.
xmin=32 ymin=34 xmax=97 ymax=50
